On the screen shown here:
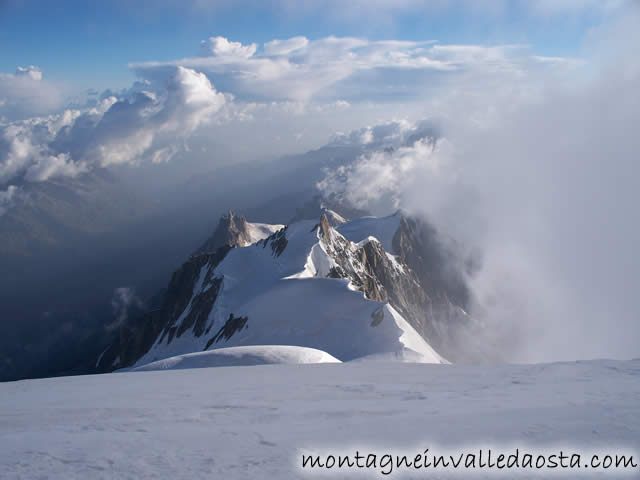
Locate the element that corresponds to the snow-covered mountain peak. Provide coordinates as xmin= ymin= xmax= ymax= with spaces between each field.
xmin=97 ymin=208 xmax=484 ymax=372
xmin=197 ymin=209 xmax=284 ymax=253
xmin=319 ymin=207 xmax=347 ymax=226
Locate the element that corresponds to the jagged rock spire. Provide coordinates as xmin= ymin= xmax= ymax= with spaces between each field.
xmin=197 ymin=209 xmax=252 ymax=253
xmin=318 ymin=213 xmax=332 ymax=240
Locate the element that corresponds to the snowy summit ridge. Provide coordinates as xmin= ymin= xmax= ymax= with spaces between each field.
xmin=98 ymin=207 xmax=476 ymax=371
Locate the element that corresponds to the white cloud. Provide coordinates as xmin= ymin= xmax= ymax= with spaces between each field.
xmin=0 ymin=66 xmax=63 ymax=121
xmin=24 ymin=153 xmax=88 ymax=182
xmin=0 ymin=66 xmax=227 ymax=198
xmin=319 ymin=124 xmax=449 ymax=214
xmin=132 ymin=35 xmax=577 ymax=103
xmin=15 ymin=65 xmax=43 ymax=81
xmin=200 ymin=36 xmax=257 ymax=58
xmin=328 ymin=119 xmax=437 ymax=148
xmin=429 ymin=44 xmax=525 ymax=68
xmin=263 ymin=36 xmax=309 ymax=56
xmin=317 ymin=8 xmax=640 ymax=363
xmin=161 ymin=66 xmax=227 ymax=133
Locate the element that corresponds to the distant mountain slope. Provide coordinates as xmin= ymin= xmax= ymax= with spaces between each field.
xmin=0 ymin=169 xmax=146 ymax=257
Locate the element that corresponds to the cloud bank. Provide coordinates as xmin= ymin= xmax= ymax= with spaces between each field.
xmin=317 ymin=9 xmax=640 ymax=362
xmin=0 ymin=66 xmax=63 ymax=121
xmin=131 ymin=36 xmax=576 ymax=103
xmin=1 ymin=32 xmax=582 ymax=216
xmin=0 ymin=66 xmax=227 ymax=208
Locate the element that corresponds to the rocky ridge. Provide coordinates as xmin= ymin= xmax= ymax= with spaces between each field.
xmin=97 ymin=208 xmax=476 ymax=371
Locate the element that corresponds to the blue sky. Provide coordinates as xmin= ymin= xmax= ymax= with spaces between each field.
xmin=0 ymin=0 xmax=610 ymax=92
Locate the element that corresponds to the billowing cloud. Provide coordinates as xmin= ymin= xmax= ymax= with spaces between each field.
xmin=200 ymin=36 xmax=257 ymax=58
xmin=24 ymin=153 xmax=88 ymax=182
xmin=319 ymin=132 xmax=450 ymax=214
xmin=0 ymin=66 xmax=227 ymax=214
xmin=14 ymin=65 xmax=43 ymax=81
xmin=317 ymin=10 xmax=640 ymax=363
xmin=328 ymin=119 xmax=439 ymax=148
xmin=0 ymin=66 xmax=63 ymax=121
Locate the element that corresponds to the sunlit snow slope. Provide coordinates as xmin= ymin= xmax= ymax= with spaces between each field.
xmin=1 ymin=360 xmax=639 ymax=479
xmin=128 ymin=345 xmax=340 ymax=371
xmin=124 ymin=212 xmax=448 ymax=370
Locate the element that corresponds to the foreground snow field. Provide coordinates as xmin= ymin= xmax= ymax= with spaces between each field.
xmin=1 ymin=360 xmax=639 ymax=479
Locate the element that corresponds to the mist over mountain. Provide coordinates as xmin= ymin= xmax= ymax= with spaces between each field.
xmin=0 ymin=123 xmax=431 ymax=380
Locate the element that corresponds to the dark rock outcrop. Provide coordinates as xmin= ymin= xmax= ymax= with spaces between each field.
xmin=97 ymin=245 xmax=231 ymax=371
xmin=390 ymin=216 xmax=473 ymax=359
xmin=317 ymin=212 xmax=473 ymax=362
xmin=205 ymin=314 xmax=249 ymax=349
xmin=197 ymin=210 xmax=252 ymax=253
xmin=268 ymin=227 xmax=288 ymax=257
xmin=392 ymin=216 xmax=470 ymax=309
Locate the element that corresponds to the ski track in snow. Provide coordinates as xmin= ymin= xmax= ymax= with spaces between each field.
xmin=1 ymin=359 xmax=639 ymax=479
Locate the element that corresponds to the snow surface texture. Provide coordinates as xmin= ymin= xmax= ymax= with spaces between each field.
xmin=1 ymin=360 xmax=639 ymax=479
xmin=245 ymin=221 xmax=285 ymax=245
xmin=134 ymin=214 xmax=447 ymax=368
xmin=128 ymin=345 xmax=341 ymax=371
